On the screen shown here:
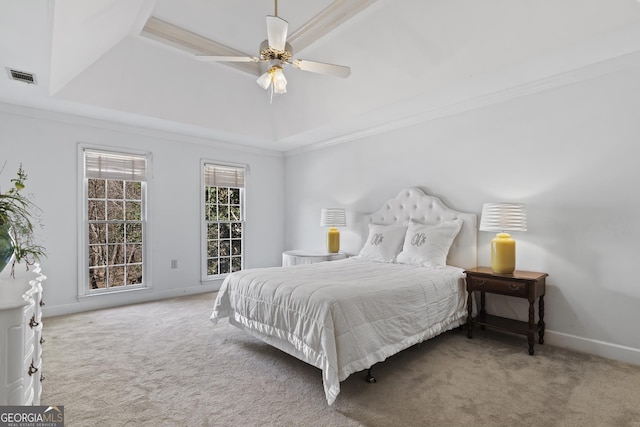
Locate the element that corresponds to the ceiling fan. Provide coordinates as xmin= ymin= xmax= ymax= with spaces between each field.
xmin=195 ymin=0 xmax=351 ymax=100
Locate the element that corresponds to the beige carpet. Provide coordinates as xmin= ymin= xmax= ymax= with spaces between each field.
xmin=41 ymin=292 xmax=640 ymax=427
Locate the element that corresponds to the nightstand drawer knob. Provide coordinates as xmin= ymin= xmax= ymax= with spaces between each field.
xmin=477 ymin=280 xmax=487 ymax=287
xmin=509 ymin=283 xmax=521 ymax=291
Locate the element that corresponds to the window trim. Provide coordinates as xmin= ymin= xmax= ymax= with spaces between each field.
xmin=77 ymin=144 xmax=152 ymax=298
xmin=201 ymin=159 xmax=247 ymax=282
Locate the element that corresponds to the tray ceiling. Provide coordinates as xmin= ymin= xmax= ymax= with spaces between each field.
xmin=2 ymin=0 xmax=640 ymax=152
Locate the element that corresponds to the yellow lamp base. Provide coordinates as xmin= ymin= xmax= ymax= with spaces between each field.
xmin=491 ymin=232 xmax=516 ymax=274
xmin=327 ymin=227 xmax=340 ymax=253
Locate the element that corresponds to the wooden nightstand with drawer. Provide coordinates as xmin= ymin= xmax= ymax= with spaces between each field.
xmin=465 ymin=267 xmax=548 ymax=355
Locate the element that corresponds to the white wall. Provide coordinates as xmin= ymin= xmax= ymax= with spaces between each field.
xmin=2 ymin=57 xmax=638 ymax=365
xmin=284 ymin=64 xmax=640 ymax=365
xmin=0 ymin=105 xmax=285 ymax=316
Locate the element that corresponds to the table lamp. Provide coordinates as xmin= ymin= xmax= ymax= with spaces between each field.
xmin=479 ymin=203 xmax=527 ymax=274
xmin=320 ymin=208 xmax=346 ymax=253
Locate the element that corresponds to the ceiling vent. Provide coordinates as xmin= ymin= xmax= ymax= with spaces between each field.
xmin=6 ymin=68 xmax=37 ymax=85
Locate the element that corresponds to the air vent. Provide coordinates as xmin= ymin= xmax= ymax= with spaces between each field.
xmin=6 ymin=68 xmax=37 ymax=85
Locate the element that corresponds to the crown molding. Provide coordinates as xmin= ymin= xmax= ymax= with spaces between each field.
xmin=0 ymin=101 xmax=284 ymax=158
xmin=285 ymin=48 xmax=640 ymax=157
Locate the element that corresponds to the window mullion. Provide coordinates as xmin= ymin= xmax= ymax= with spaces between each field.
xmin=203 ymin=178 xmax=244 ymax=278
xmin=83 ymin=150 xmax=147 ymax=294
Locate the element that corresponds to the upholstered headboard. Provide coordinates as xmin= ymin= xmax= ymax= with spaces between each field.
xmin=365 ymin=187 xmax=477 ymax=270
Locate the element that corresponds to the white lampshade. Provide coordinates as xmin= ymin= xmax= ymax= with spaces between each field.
xmin=272 ymin=67 xmax=287 ymax=94
xmin=256 ymin=70 xmax=272 ymax=90
xmin=479 ymin=203 xmax=527 ymax=232
xmin=320 ymin=208 xmax=346 ymax=227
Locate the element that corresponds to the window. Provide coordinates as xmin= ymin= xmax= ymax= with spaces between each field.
xmin=81 ymin=148 xmax=148 ymax=294
xmin=203 ymin=163 xmax=245 ymax=278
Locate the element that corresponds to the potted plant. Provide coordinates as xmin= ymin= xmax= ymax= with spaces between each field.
xmin=0 ymin=163 xmax=45 ymax=276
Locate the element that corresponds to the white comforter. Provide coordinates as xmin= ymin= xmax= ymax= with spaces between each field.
xmin=210 ymin=258 xmax=467 ymax=405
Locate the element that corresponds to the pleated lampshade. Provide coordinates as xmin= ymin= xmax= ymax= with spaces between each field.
xmin=320 ymin=208 xmax=346 ymax=227
xmin=479 ymin=203 xmax=527 ymax=232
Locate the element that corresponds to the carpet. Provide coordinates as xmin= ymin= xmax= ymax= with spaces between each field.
xmin=41 ymin=292 xmax=640 ymax=426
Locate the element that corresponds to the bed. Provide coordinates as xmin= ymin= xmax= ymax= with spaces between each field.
xmin=210 ymin=187 xmax=477 ymax=405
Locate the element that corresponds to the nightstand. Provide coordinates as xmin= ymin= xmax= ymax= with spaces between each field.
xmin=282 ymin=250 xmax=348 ymax=267
xmin=465 ymin=267 xmax=548 ymax=355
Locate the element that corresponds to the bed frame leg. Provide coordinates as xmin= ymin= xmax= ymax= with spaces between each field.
xmin=365 ymin=368 xmax=376 ymax=383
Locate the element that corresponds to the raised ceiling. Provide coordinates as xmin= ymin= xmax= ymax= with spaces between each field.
xmin=2 ymin=0 xmax=640 ymax=152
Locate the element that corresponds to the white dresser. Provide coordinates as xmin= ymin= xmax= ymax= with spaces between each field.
xmin=282 ymin=249 xmax=348 ymax=266
xmin=0 ymin=263 xmax=46 ymax=405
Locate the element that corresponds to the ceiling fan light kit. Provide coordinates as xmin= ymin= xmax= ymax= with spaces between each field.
xmin=196 ymin=0 xmax=351 ymax=101
xmin=272 ymin=67 xmax=287 ymax=93
xmin=257 ymin=65 xmax=287 ymax=99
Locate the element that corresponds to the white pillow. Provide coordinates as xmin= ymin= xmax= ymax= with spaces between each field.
xmin=356 ymin=224 xmax=407 ymax=263
xmin=396 ymin=219 xmax=463 ymax=268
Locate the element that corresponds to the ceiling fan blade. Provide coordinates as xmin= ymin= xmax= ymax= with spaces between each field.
xmin=196 ymin=55 xmax=259 ymax=62
xmin=288 ymin=0 xmax=377 ymax=53
xmin=141 ymin=17 xmax=261 ymax=76
xmin=292 ymin=59 xmax=351 ymax=78
xmin=266 ymin=16 xmax=288 ymax=51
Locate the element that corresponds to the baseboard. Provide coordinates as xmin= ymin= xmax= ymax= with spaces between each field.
xmin=545 ymin=330 xmax=640 ymax=366
xmin=42 ymin=283 xmax=221 ymax=318
xmin=43 ymin=291 xmax=640 ymax=367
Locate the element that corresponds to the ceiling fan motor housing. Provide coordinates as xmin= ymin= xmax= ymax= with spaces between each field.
xmin=259 ymin=40 xmax=292 ymax=62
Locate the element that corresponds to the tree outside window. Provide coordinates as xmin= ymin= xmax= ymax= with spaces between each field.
xmin=82 ymin=148 xmax=147 ymax=294
xmin=88 ymin=179 xmax=144 ymax=289
xmin=203 ymin=163 xmax=245 ymax=277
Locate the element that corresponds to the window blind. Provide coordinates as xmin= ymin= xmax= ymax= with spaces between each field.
xmin=204 ymin=164 xmax=245 ymax=188
xmin=85 ymin=150 xmax=147 ymax=182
